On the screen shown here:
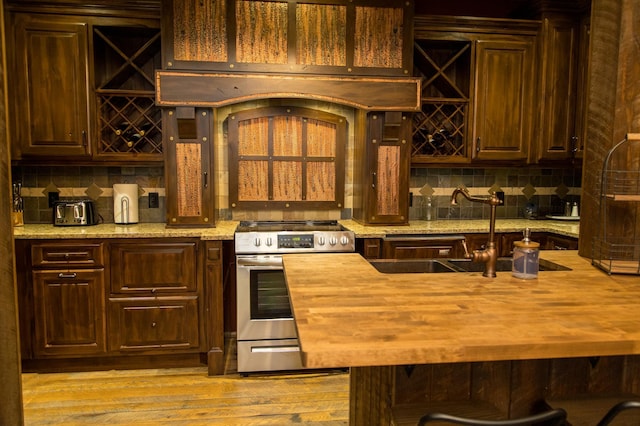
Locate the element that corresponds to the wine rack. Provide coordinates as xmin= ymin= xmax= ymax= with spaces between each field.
xmin=412 ymin=39 xmax=470 ymax=163
xmin=93 ymin=25 xmax=162 ymax=160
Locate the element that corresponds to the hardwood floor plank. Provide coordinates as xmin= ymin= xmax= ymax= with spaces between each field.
xmin=22 ymin=367 xmax=349 ymax=425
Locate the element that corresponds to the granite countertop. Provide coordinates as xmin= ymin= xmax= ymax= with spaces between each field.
xmin=282 ymin=251 xmax=639 ymax=369
xmin=339 ymin=218 xmax=579 ymax=239
xmin=12 ymin=222 xmax=239 ymax=240
xmin=12 ymin=218 xmax=578 ymax=240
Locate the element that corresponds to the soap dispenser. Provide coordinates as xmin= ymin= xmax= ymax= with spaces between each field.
xmin=512 ymin=228 xmax=540 ymax=280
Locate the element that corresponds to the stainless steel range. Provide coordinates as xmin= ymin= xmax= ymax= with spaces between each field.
xmin=234 ymin=220 xmax=355 ymax=373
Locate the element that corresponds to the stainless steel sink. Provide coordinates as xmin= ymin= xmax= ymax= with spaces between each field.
xmin=368 ymin=257 xmax=571 ymax=274
xmin=444 ymin=257 xmax=571 ymax=272
xmin=369 ymin=259 xmax=457 ymax=274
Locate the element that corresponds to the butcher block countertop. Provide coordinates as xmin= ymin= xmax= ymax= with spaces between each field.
xmin=282 ymin=251 xmax=639 ymax=369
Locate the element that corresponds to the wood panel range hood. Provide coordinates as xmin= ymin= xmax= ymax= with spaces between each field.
xmin=156 ymin=0 xmax=420 ymax=111
xmin=158 ymin=0 xmax=420 ymax=225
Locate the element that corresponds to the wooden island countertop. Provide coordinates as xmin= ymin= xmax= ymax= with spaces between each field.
xmin=282 ymin=251 xmax=640 ymax=369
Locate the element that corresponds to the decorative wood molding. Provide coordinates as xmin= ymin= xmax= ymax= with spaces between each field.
xmin=156 ymin=71 xmax=421 ymax=112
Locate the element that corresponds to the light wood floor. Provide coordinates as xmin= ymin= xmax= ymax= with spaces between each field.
xmin=22 ymin=368 xmax=349 ymax=425
xmin=21 ymin=339 xmax=349 ymax=425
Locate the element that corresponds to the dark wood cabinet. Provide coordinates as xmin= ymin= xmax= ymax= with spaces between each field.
xmin=357 ymin=238 xmax=383 ymax=259
xmin=15 ymin=237 xmax=225 ymax=373
xmin=412 ymin=16 xmax=538 ymax=164
xmin=163 ymin=107 xmax=215 ymax=227
xmin=6 ymin=7 xmax=162 ymax=163
xmin=8 ymin=14 xmax=91 ymax=159
xmin=107 ymin=240 xmax=204 ymax=354
xmin=353 ymin=111 xmax=411 ymax=225
xmin=544 ymin=234 xmax=578 ymax=251
xmin=29 ymin=242 xmax=106 ymax=357
xmin=472 ymin=38 xmax=535 ymax=162
xmin=536 ymin=15 xmax=580 ymax=161
xmin=381 ymin=235 xmax=466 ymax=259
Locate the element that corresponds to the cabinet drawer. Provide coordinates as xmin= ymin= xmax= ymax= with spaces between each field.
xmin=108 ymin=297 xmax=201 ymax=352
xmin=110 ymin=242 xmax=197 ymax=294
xmin=31 ymin=242 xmax=104 ymax=268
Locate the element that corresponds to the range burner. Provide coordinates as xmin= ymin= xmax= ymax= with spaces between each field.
xmin=235 ymin=220 xmax=354 ymax=254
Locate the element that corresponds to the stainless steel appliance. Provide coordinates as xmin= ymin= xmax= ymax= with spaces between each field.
xmin=52 ymin=200 xmax=99 ymax=226
xmin=235 ymin=220 xmax=355 ymax=373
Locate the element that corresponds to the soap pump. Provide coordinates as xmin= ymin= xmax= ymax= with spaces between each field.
xmin=512 ymin=228 xmax=540 ymax=280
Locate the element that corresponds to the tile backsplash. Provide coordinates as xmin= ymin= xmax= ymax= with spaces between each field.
xmin=11 ymin=166 xmax=165 ymax=224
xmin=11 ymin=164 xmax=582 ymax=224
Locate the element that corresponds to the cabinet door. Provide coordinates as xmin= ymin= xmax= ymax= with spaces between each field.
xmin=10 ymin=14 xmax=90 ymax=158
xmin=108 ymin=296 xmax=201 ymax=352
xmin=473 ymin=38 xmax=535 ymax=161
xmin=164 ymin=107 xmax=215 ymax=226
xmin=359 ymin=111 xmax=411 ymax=225
xmin=544 ymin=234 xmax=578 ymax=250
xmin=537 ymin=17 xmax=579 ymax=161
xmin=32 ymin=269 xmax=105 ymax=357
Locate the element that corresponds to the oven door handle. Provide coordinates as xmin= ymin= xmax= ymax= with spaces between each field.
xmin=237 ymin=256 xmax=283 ymax=267
xmin=251 ymin=345 xmax=300 ymax=353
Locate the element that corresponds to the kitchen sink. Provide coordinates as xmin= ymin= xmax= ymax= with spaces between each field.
xmin=368 ymin=257 xmax=571 ymax=274
xmin=444 ymin=257 xmax=572 ymax=272
xmin=369 ymin=259 xmax=457 ymax=274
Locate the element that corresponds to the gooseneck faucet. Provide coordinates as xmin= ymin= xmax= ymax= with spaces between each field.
xmin=450 ymin=186 xmax=503 ymax=277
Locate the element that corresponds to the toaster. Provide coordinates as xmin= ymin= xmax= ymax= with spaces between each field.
xmin=53 ymin=200 xmax=99 ymax=226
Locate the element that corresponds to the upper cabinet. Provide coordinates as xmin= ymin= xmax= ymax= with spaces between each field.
xmin=473 ymin=38 xmax=535 ymax=161
xmin=162 ymin=0 xmax=414 ymax=77
xmin=5 ymin=4 xmax=162 ymax=163
xmin=411 ymin=16 xmax=538 ymax=165
xmin=163 ymin=107 xmax=215 ymax=227
xmin=535 ymin=1 xmax=590 ymax=163
xmin=8 ymin=14 xmax=92 ymax=159
xmin=352 ymin=111 xmax=411 ymax=225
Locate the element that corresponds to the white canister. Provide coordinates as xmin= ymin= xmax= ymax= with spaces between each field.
xmin=113 ymin=184 xmax=139 ymax=224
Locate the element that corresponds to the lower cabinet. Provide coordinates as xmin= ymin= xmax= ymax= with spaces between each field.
xmin=32 ymin=268 xmax=106 ymax=357
xmin=381 ymin=235 xmax=466 ymax=259
xmin=16 ymin=238 xmax=224 ymax=374
xmin=358 ymin=232 xmax=577 ymax=260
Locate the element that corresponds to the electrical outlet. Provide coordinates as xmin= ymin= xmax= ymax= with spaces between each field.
xmin=149 ymin=192 xmax=159 ymax=208
xmin=48 ymin=192 xmax=59 ymax=207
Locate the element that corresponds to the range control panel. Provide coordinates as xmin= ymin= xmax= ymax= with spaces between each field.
xmin=235 ymin=231 xmax=355 ymax=254
xmin=278 ymin=234 xmax=314 ymax=249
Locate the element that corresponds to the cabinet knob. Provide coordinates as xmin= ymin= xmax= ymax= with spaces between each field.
xmin=151 ymin=322 xmax=157 ymax=328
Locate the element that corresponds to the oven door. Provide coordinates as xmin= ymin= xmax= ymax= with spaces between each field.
xmin=236 ymin=255 xmax=297 ymax=341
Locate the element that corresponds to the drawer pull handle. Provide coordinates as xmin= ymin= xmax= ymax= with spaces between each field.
xmin=58 ymin=272 xmax=77 ymax=279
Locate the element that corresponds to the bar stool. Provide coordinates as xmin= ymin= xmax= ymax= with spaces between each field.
xmin=597 ymin=400 xmax=640 ymax=426
xmin=418 ymin=408 xmax=567 ymax=426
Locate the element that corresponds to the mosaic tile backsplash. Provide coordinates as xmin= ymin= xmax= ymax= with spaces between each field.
xmin=11 ymin=166 xmax=165 ymax=224
xmin=11 ymin=165 xmax=582 ymax=224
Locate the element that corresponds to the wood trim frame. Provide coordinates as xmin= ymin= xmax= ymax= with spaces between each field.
xmin=156 ymin=71 xmax=421 ymax=112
